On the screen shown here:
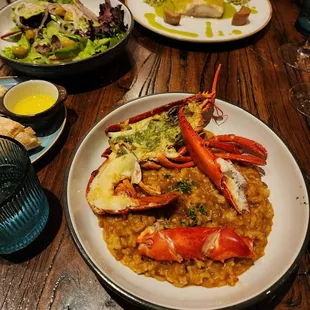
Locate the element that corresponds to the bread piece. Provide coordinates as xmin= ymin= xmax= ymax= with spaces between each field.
xmin=15 ymin=127 xmax=41 ymax=151
xmin=0 ymin=116 xmax=24 ymax=138
xmin=172 ymin=0 xmax=224 ymax=18
xmin=0 ymin=116 xmax=41 ymax=151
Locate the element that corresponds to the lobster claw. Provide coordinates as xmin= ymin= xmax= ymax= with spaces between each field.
xmin=178 ymin=106 xmax=249 ymax=213
xmin=137 ymin=226 xmax=255 ymax=263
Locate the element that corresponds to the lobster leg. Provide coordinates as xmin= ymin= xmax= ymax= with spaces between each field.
xmin=205 ymin=141 xmax=242 ymax=154
xmin=178 ymin=107 xmax=248 ymax=213
xmin=137 ymin=226 xmax=255 ymax=263
xmin=141 ymin=161 xmax=162 ymax=170
xmin=177 ymin=145 xmax=187 ymax=156
xmin=176 ymin=143 xmax=266 ymax=165
xmin=157 ymin=153 xmax=195 ymax=169
xmin=208 ymin=135 xmax=268 ymax=159
xmin=166 ymin=154 xmax=193 ymax=163
xmin=215 ymin=153 xmax=266 ymax=166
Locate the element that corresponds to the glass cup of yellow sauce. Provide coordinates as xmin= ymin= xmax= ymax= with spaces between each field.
xmin=0 ymin=80 xmax=67 ymax=130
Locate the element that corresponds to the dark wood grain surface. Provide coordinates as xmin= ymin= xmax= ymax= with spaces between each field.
xmin=0 ymin=0 xmax=309 ymax=309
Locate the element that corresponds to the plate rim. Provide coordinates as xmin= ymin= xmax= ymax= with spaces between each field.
xmin=125 ymin=0 xmax=273 ymax=43
xmin=63 ymin=92 xmax=310 ymax=310
xmin=0 ymin=76 xmax=67 ymax=163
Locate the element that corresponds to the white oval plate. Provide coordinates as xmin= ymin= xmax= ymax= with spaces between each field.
xmin=64 ymin=93 xmax=309 ymax=310
xmin=126 ymin=0 xmax=272 ymax=43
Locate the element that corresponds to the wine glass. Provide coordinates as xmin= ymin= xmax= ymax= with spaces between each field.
xmin=289 ymin=83 xmax=310 ymax=117
xmin=278 ymin=39 xmax=310 ymax=72
xmin=278 ymin=0 xmax=310 ymax=70
xmin=278 ymin=0 xmax=310 ymax=71
xmin=278 ymin=40 xmax=310 ymax=117
xmin=278 ymin=0 xmax=310 ymax=117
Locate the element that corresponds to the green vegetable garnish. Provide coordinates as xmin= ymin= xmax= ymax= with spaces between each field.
xmin=188 ymin=207 xmax=197 ymax=227
xmin=176 ymin=180 xmax=192 ymax=193
xmin=188 ymin=207 xmax=196 ymax=219
xmin=199 ymin=205 xmax=207 ymax=215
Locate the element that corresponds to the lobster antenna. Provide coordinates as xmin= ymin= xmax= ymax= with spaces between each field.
xmin=212 ymin=63 xmax=222 ymax=93
xmin=211 ymin=64 xmax=224 ymax=119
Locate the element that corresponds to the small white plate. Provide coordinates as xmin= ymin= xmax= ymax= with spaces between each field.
xmin=126 ymin=0 xmax=272 ymax=43
xmin=0 ymin=76 xmax=67 ymax=163
xmin=64 ymin=93 xmax=309 ymax=310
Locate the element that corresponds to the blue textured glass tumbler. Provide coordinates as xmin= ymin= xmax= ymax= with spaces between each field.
xmin=0 ymin=136 xmax=49 ymax=254
xmin=295 ymin=0 xmax=310 ymax=36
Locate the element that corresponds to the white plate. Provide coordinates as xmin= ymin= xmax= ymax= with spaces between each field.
xmin=126 ymin=0 xmax=272 ymax=43
xmin=64 ymin=93 xmax=309 ymax=310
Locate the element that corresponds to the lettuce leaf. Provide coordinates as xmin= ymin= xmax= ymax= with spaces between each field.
xmin=18 ymin=34 xmax=30 ymax=51
xmin=20 ymin=50 xmax=46 ymax=63
xmin=3 ymin=47 xmax=15 ymax=59
xmin=73 ymin=37 xmax=111 ymax=60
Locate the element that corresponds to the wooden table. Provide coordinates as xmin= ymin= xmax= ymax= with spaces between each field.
xmin=0 ymin=0 xmax=309 ymax=309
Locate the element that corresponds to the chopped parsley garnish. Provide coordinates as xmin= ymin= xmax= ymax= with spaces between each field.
xmin=188 ymin=207 xmax=197 ymax=226
xmin=199 ymin=205 xmax=207 ymax=215
xmin=163 ymin=173 xmax=171 ymax=179
xmin=184 ymin=205 xmax=208 ymax=227
xmin=176 ymin=180 xmax=192 ymax=193
xmin=189 ymin=207 xmax=196 ymax=219
xmin=168 ymin=185 xmax=174 ymax=191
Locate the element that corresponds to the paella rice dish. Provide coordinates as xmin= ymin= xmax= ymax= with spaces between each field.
xmin=86 ymin=66 xmax=274 ymax=288
xmin=98 ymin=164 xmax=273 ymax=287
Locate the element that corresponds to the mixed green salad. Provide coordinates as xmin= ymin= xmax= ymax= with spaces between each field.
xmin=1 ymin=0 xmax=128 ymax=64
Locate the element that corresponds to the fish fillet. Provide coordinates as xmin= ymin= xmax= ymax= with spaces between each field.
xmin=172 ymin=0 xmax=224 ymax=18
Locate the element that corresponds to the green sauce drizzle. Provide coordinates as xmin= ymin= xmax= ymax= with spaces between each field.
xmin=250 ymin=6 xmax=258 ymax=14
xmin=206 ymin=21 xmax=213 ymax=38
xmin=144 ymin=13 xmax=198 ymax=38
xmin=232 ymin=29 xmax=242 ymax=35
